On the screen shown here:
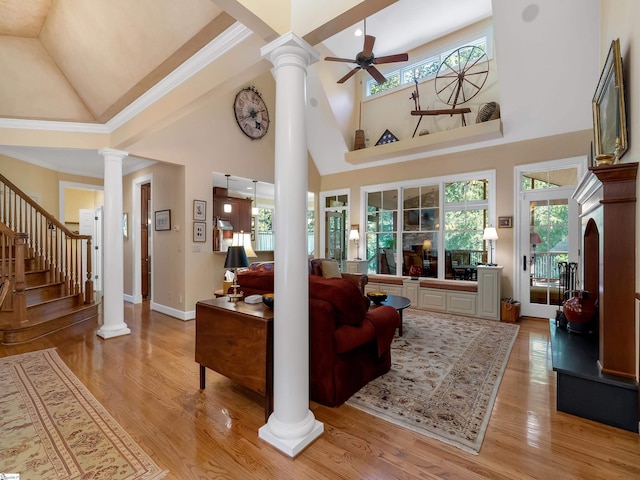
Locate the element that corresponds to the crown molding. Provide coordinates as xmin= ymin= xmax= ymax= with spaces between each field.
xmin=0 ymin=22 xmax=252 ymax=135
xmin=105 ymin=22 xmax=252 ymax=131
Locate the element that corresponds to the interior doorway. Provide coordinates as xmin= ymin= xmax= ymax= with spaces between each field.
xmin=132 ymin=173 xmax=152 ymax=304
xmin=141 ymin=182 xmax=151 ymax=299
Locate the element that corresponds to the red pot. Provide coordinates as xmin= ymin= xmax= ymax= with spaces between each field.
xmin=563 ymin=290 xmax=597 ymax=333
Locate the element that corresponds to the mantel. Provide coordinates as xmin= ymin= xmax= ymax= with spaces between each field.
xmin=345 ymin=119 xmax=503 ymax=165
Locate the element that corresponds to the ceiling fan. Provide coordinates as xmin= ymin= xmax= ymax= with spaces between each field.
xmin=325 ymin=20 xmax=408 ymax=85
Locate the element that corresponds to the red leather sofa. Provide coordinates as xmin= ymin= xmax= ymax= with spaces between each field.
xmin=235 ymin=269 xmax=399 ymax=407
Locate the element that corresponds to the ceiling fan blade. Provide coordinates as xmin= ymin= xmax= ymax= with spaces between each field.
xmin=374 ymin=53 xmax=409 ymax=64
xmin=362 ymin=35 xmax=376 ymax=58
xmin=337 ymin=67 xmax=361 ymax=84
xmin=325 ymin=56 xmax=356 ymax=63
xmin=367 ymin=65 xmax=386 ymax=84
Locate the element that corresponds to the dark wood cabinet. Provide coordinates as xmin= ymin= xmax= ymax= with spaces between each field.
xmin=195 ymin=298 xmax=273 ymax=421
xmin=213 ymin=188 xmax=253 ymax=251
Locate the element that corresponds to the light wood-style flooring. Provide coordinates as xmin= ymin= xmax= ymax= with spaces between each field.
xmin=1 ymin=303 xmax=639 ymax=479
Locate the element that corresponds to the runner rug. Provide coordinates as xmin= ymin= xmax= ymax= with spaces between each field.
xmin=0 ymin=348 xmax=167 ymax=479
xmin=348 ymin=309 xmax=519 ymax=454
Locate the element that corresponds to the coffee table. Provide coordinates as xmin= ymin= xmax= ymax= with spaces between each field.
xmin=371 ymin=294 xmax=411 ymax=336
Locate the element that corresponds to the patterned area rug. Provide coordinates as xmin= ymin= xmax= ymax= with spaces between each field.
xmin=0 ymin=349 xmax=167 ymax=479
xmin=348 ymin=309 xmax=519 ymax=454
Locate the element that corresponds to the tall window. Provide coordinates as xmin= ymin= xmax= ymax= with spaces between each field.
xmin=362 ymin=171 xmax=494 ymax=279
xmin=402 ymin=185 xmax=439 ymax=278
xmin=366 ymin=190 xmax=398 ymax=275
xmin=444 ymin=180 xmax=489 ymax=279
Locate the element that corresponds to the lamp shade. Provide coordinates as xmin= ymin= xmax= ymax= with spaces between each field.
xmin=422 ymin=239 xmax=432 ymax=250
xmin=483 ymin=227 xmax=498 ymax=241
xmin=530 ymin=232 xmax=543 ymax=245
xmin=349 ymin=229 xmax=360 ymax=241
xmin=224 ymin=246 xmax=249 ymax=269
xmin=233 ymin=232 xmax=257 ymax=257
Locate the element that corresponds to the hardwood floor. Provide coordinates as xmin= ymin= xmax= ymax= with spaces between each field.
xmin=2 ymin=303 xmax=639 ymax=479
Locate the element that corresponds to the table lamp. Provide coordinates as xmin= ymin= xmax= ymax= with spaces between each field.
xmin=483 ymin=227 xmax=498 ymax=266
xmin=224 ymin=245 xmax=248 ymax=302
xmin=349 ymin=228 xmax=361 ymax=259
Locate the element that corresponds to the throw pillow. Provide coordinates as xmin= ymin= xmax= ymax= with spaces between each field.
xmin=321 ymin=260 xmax=342 ymax=279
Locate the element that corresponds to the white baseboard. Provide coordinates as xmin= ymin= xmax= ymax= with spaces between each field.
xmin=123 ymin=294 xmax=135 ymax=304
xmin=151 ymin=302 xmax=195 ymax=321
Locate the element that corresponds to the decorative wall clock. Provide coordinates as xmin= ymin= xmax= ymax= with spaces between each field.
xmin=233 ymin=86 xmax=270 ymax=140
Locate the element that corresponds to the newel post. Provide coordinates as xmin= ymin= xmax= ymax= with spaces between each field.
xmin=85 ymin=237 xmax=94 ymax=304
xmin=13 ymin=233 xmax=28 ymax=322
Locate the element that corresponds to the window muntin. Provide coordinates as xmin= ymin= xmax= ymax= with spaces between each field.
xmin=521 ymin=167 xmax=579 ymax=191
xmin=363 ymin=172 xmax=493 ymax=279
xmin=365 ymin=33 xmax=490 ymax=97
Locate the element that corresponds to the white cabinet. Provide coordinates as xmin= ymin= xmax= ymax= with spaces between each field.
xmin=365 ymin=282 xmax=403 ymax=296
xmin=476 ymin=266 xmax=502 ymax=320
xmin=345 ymin=260 xmax=368 ymax=274
xmin=403 ymin=279 xmax=419 ymax=305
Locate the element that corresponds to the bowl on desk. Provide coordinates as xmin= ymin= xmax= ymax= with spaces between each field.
xmin=367 ymin=291 xmax=387 ymax=305
xmin=262 ymin=293 xmax=274 ymax=309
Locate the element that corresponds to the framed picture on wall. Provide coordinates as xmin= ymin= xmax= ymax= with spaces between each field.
xmin=155 ymin=210 xmax=171 ymax=231
xmin=498 ymin=216 xmax=512 ymax=228
xmin=193 ymin=222 xmax=206 ymax=242
xmin=593 ymin=38 xmax=627 ymax=161
xmin=193 ymin=200 xmax=206 ymax=221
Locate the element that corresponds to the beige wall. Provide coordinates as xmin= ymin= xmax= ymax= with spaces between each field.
xmin=321 ymin=129 xmax=591 ymax=298
xmin=0 ymin=153 xmax=103 ymax=219
xmin=360 ymin=19 xmax=497 ymax=147
xmin=64 ymin=188 xmax=104 ymax=225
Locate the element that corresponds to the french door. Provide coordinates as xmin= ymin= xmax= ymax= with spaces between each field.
xmin=325 ymin=211 xmax=345 ymax=263
xmin=519 ymin=186 xmax=578 ymax=318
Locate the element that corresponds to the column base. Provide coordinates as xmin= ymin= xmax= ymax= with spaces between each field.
xmin=259 ymin=419 xmax=323 ymax=457
xmin=96 ymin=326 xmax=131 ymax=339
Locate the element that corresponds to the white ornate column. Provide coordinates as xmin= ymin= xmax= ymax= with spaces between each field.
xmin=97 ymin=148 xmax=130 ymax=339
xmin=259 ymin=33 xmax=323 ymax=456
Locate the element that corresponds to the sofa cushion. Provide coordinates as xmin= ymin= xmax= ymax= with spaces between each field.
xmin=236 ymin=270 xmax=274 ymax=292
xmin=333 ymin=320 xmax=376 ymax=354
xmin=321 ymin=259 xmax=342 ymax=279
xmin=309 ymin=275 xmax=368 ymax=326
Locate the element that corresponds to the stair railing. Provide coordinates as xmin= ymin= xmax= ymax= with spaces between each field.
xmin=0 ymin=174 xmax=94 ymax=315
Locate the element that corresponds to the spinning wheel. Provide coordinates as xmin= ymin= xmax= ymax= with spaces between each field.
xmin=435 ymin=45 xmax=489 ymax=109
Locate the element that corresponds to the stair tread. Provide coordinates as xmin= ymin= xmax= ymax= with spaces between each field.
xmin=25 ymin=281 xmax=64 ymax=291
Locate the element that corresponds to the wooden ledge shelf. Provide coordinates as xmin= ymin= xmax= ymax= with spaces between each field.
xmin=345 ymin=118 xmax=503 ymax=165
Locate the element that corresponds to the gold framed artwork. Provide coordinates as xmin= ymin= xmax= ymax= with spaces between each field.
xmin=593 ymin=38 xmax=627 ymax=161
xmin=498 ymin=216 xmax=512 ymax=228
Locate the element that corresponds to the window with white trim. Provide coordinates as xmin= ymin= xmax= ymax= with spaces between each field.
xmin=362 ymin=171 xmax=495 ymax=279
xmin=366 ymin=33 xmax=491 ymax=97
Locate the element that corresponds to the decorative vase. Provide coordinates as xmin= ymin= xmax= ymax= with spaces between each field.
xmin=563 ymin=290 xmax=597 ymax=334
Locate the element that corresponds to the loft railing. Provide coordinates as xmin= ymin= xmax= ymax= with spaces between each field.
xmin=0 ymin=173 xmax=93 ymax=319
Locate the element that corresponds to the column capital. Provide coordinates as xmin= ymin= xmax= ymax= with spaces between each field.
xmin=98 ymin=148 xmax=129 ymax=161
xmin=260 ymin=32 xmax=320 ymax=69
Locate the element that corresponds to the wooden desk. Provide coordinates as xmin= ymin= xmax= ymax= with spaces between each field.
xmin=195 ymin=298 xmax=273 ymax=421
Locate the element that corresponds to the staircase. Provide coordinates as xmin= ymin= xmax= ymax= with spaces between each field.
xmin=0 ymin=175 xmax=98 ymax=344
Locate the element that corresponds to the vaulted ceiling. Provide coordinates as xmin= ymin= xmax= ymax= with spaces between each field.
xmin=0 ymin=0 xmax=491 ymax=125
xmin=0 ymin=0 xmax=232 ymax=123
